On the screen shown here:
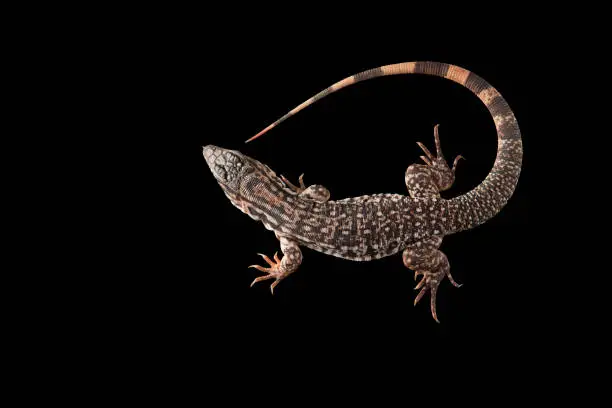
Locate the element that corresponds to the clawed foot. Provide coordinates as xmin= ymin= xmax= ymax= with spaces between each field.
xmin=417 ymin=125 xmax=464 ymax=190
xmin=413 ymin=268 xmax=462 ymax=323
xmin=249 ymin=252 xmax=286 ymax=294
xmin=281 ymin=173 xmax=305 ymax=194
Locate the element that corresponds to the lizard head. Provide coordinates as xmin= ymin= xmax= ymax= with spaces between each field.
xmin=203 ymin=143 xmax=292 ymax=221
xmin=203 ymin=145 xmax=249 ymax=191
xmin=203 ymin=145 xmax=281 ymax=216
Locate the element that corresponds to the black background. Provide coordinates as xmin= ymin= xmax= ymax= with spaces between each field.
xmin=107 ymin=24 xmax=568 ymax=383
xmin=12 ymin=7 xmax=598 ymax=401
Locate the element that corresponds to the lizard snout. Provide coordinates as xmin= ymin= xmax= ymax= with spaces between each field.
xmin=202 ymin=145 xmax=222 ymax=167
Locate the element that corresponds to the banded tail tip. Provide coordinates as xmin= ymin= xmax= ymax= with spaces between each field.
xmin=244 ymin=134 xmax=259 ymax=143
xmin=245 ymin=124 xmax=275 ymax=143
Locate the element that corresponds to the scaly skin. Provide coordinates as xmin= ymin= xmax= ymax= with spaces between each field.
xmin=203 ymin=61 xmax=522 ymax=322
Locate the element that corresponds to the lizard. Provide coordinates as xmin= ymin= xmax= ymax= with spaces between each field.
xmin=202 ymin=61 xmax=522 ymax=322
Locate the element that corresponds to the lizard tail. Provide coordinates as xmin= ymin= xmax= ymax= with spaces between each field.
xmin=246 ymin=62 xmax=522 ymax=233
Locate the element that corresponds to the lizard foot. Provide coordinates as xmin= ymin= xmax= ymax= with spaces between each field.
xmin=249 ymin=252 xmax=287 ymax=294
xmin=281 ymin=174 xmax=331 ymax=202
xmin=281 ymin=173 xmax=306 ymax=193
xmin=413 ymin=267 xmax=462 ymax=323
xmin=416 ymin=124 xmax=464 ymax=191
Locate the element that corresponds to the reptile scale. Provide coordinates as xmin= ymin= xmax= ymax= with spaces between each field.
xmin=203 ymin=61 xmax=522 ymax=322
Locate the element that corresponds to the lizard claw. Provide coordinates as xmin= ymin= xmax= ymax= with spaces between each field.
xmin=417 ymin=124 xmax=449 ymax=165
xmin=451 ymin=155 xmax=465 ymax=173
xmin=413 ymin=272 xmax=443 ymax=323
xmin=420 ymin=155 xmax=433 ymax=166
xmin=412 ymin=267 xmax=462 ymax=323
xmin=249 ymin=252 xmax=286 ymax=294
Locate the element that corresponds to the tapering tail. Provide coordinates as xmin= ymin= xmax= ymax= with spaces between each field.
xmin=247 ymin=62 xmax=522 ymax=232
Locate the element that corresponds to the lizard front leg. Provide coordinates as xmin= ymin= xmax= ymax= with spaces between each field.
xmin=249 ymin=234 xmax=302 ymax=294
xmin=405 ymin=124 xmax=464 ymax=198
xmin=402 ymin=236 xmax=462 ymax=322
xmin=281 ymin=173 xmax=330 ymax=202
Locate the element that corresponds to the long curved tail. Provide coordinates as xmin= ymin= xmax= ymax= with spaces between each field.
xmin=246 ymin=62 xmax=522 ymax=233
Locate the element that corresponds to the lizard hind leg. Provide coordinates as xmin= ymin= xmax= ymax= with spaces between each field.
xmin=405 ymin=124 xmax=464 ymax=197
xmin=249 ymin=235 xmax=303 ymax=294
xmin=402 ymin=236 xmax=462 ymax=323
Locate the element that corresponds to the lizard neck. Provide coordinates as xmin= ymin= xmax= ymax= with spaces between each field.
xmin=236 ymin=172 xmax=309 ymax=232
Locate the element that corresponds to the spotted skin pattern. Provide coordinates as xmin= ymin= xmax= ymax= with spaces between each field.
xmin=203 ymin=61 xmax=522 ymax=322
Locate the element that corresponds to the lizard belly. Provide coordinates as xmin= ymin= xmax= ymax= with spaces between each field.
xmin=298 ymin=238 xmax=407 ymax=261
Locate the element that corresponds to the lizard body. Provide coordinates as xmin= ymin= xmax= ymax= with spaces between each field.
xmin=203 ymin=61 xmax=522 ymax=321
